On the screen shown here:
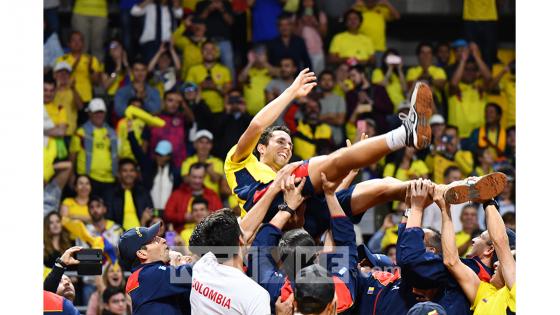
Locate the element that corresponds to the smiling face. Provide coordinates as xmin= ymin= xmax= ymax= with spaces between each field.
xmin=106 ymin=292 xmax=127 ymax=314
xmin=257 ymin=130 xmax=293 ymax=171
xmin=75 ymin=175 xmax=92 ymax=198
xmin=106 ymin=264 xmax=124 ymax=287
xmin=468 ymin=230 xmax=493 ymax=258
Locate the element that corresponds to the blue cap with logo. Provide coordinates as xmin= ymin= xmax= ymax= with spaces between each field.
xmin=407 ymin=301 xmax=447 ymax=315
xmin=357 ymin=244 xmax=395 ymax=269
xmin=118 ymin=222 xmax=161 ymax=270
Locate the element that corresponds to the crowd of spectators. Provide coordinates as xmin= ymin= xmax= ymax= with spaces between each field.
xmin=43 ymin=0 xmax=515 ymax=313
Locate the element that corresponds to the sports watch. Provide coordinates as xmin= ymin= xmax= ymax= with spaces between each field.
xmin=278 ymin=202 xmax=296 ymax=216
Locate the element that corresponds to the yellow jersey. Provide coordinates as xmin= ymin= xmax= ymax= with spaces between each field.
xmin=380 ymin=225 xmax=399 ymax=250
xmin=62 ymin=198 xmax=90 ymax=219
xmin=243 ymin=67 xmax=272 ymax=116
xmin=455 ymin=230 xmax=473 ymax=258
xmin=355 ymin=4 xmax=393 ymax=52
xmin=73 ymin=0 xmax=108 ymax=17
xmin=53 ymin=88 xmax=78 ymax=135
xmin=44 ymin=102 xmax=68 ymax=126
xmin=181 ymin=155 xmax=224 ymax=194
xmin=463 ymin=0 xmax=498 ymax=21
xmin=472 ymin=282 xmax=516 ymax=315
xmin=173 ymin=23 xmax=205 ymax=79
xmin=448 ymin=82 xmax=487 ymax=138
xmin=329 ymin=31 xmax=375 ymax=62
xmin=70 ymin=127 xmax=116 ymax=183
xmin=224 ymin=145 xmax=277 ymax=215
xmin=372 ymin=69 xmax=405 ymax=112
xmin=186 ymin=63 xmax=232 ymax=113
xmin=116 ymin=118 xmax=145 ymax=161
xmin=293 ymin=121 xmax=332 ymax=160
xmin=56 ymin=53 xmax=103 ymax=102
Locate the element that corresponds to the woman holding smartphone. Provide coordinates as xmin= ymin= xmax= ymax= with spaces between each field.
xmin=296 ymin=0 xmax=328 ymax=74
xmin=371 ymin=48 xmax=407 ymax=112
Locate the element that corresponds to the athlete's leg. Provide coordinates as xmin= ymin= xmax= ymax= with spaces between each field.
xmin=306 ymin=82 xmax=433 ymax=193
xmin=348 ymin=177 xmax=409 ymax=216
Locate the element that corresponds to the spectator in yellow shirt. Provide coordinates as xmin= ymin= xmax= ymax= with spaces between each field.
xmin=238 ymin=45 xmax=278 ymax=116
xmin=448 ymin=43 xmax=493 ymax=139
xmin=60 ymin=175 xmax=93 ymax=224
xmin=69 ymin=99 xmax=118 ymax=197
xmin=292 ymin=95 xmax=333 ymax=160
xmin=71 ymin=0 xmax=108 ymax=61
xmin=179 ymin=196 xmax=211 ymax=246
xmin=44 ymin=77 xmax=69 ymax=161
xmin=328 ymin=9 xmax=375 ymax=66
xmin=455 ymin=204 xmax=482 ymax=258
xmin=56 ymin=31 xmax=103 ymax=103
xmin=425 ymin=125 xmax=473 ymax=183
xmin=186 ymin=41 xmax=232 ymax=113
xmin=371 ymin=49 xmax=407 ymax=111
xmin=180 ymin=130 xmax=225 ymax=195
xmin=101 ymin=40 xmax=132 ymax=98
xmin=173 ymin=14 xmax=207 ymax=80
xmin=405 ymin=42 xmax=447 ymax=106
xmin=53 ymin=61 xmax=84 ymax=137
xmin=354 ymin=0 xmax=400 ymax=66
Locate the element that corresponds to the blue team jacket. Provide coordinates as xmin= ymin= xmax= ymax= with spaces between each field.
xmin=250 ymin=216 xmax=358 ymax=314
xmin=396 ymin=224 xmax=494 ymax=315
xmin=126 ymin=261 xmax=192 ymax=315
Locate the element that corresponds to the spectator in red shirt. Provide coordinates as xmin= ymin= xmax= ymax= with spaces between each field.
xmin=164 ymin=162 xmax=223 ymax=231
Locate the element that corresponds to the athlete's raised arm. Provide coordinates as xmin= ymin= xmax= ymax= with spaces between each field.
xmin=231 ymin=68 xmax=316 ymax=162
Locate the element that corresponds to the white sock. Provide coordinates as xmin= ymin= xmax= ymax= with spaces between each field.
xmin=385 ymin=125 xmax=406 ymax=151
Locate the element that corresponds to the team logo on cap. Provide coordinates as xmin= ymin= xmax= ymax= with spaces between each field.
xmin=135 ymin=227 xmax=143 ymax=238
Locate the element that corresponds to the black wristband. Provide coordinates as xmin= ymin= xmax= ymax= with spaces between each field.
xmin=55 ymin=257 xmax=67 ymax=269
xmin=278 ymin=202 xmax=296 ymax=216
xmin=482 ymin=199 xmax=499 ymax=211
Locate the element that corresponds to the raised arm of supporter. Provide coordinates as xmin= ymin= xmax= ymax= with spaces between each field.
xmin=469 ymin=42 xmax=492 ymax=82
xmin=450 ymin=48 xmax=469 ymax=95
xmin=240 ymin=161 xmax=303 ymax=243
xmin=434 ymin=185 xmax=480 ymax=304
xmin=44 ymin=246 xmax=82 ymax=293
xmin=406 ymin=179 xmax=432 ymax=229
xmin=231 ymin=68 xmax=317 ymax=162
xmin=321 ymin=172 xmax=358 ymax=313
xmin=396 ymin=180 xmax=448 ymax=285
xmin=484 ymin=202 xmax=515 ymax=290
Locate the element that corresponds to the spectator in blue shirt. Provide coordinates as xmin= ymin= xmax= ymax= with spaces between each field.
xmin=114 ymin=61 xmax=161 ymax=117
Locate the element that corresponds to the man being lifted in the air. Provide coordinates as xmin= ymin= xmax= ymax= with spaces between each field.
xmin=225 ymin=68 xmax=505 ymax=237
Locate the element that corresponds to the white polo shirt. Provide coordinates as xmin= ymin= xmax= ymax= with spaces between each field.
xmin=190 ymin=252 xmax=271 ymax=314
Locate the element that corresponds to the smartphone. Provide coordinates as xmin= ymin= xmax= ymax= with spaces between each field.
xmin=76 ymin=249 xmax=102 ymax=276
xmin=166 ymin=231 xmax=177 ymax=247
xmin=386 ymin=55 xmax=402 ymax=65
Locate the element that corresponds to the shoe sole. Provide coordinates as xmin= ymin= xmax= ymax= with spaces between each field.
xmin=410 ymin=82 xmax=433 ymax=149
xmin=444 ymin=172 xmax=508 ymax=204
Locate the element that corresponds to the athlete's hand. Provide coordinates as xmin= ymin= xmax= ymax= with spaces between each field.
xmin=433 ymin=184 xmax=449 ymax=212
xmin=275 ymin=293 xmax=294 ymax=315
xmin=282 ymin=175 xmax=307 ymax=210
xmin=290 ymin=68 xmax=317 ymax=98
xmin=269 ymin=161 xmax=303 ymax=194
xmin=320 ymin=172 xmax=342 ymax=196
xmin=410 ymin=179 xmax=433 ymax=211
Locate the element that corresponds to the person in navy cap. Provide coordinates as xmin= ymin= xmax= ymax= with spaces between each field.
xmin=118 ymin=222 xmax=192 ymax=315
xmin=407 ymin=301 xmax=447 ymax=315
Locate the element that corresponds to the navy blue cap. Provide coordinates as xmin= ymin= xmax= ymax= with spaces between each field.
xmin=118 ymin=222 xmax=161 ymax=270
xmin=407 ymin=301 xmax=447 ymax=315
xmin=357 ymin=244 xmax=395 ymax=269
xmin=451 ymin=39 xmax=467 ymax=48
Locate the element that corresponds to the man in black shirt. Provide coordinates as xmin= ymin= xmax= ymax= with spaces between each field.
xmin=212 ymin=89 xmax=252 ymax=159
xmin=266 ymin=13 xmax=312 ymax=71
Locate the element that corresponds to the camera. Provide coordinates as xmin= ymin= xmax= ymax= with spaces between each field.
xmin=75 ymin=249 xmax=103 ymax=275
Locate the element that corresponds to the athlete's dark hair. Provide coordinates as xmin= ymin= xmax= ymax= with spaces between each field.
xmin=189 ymin=209 xmax=241 ymax=262
xmin=254 ymin=125 xmax=292 ymax=157
xmin=274 ymin=229 xmax=317 ymax=281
